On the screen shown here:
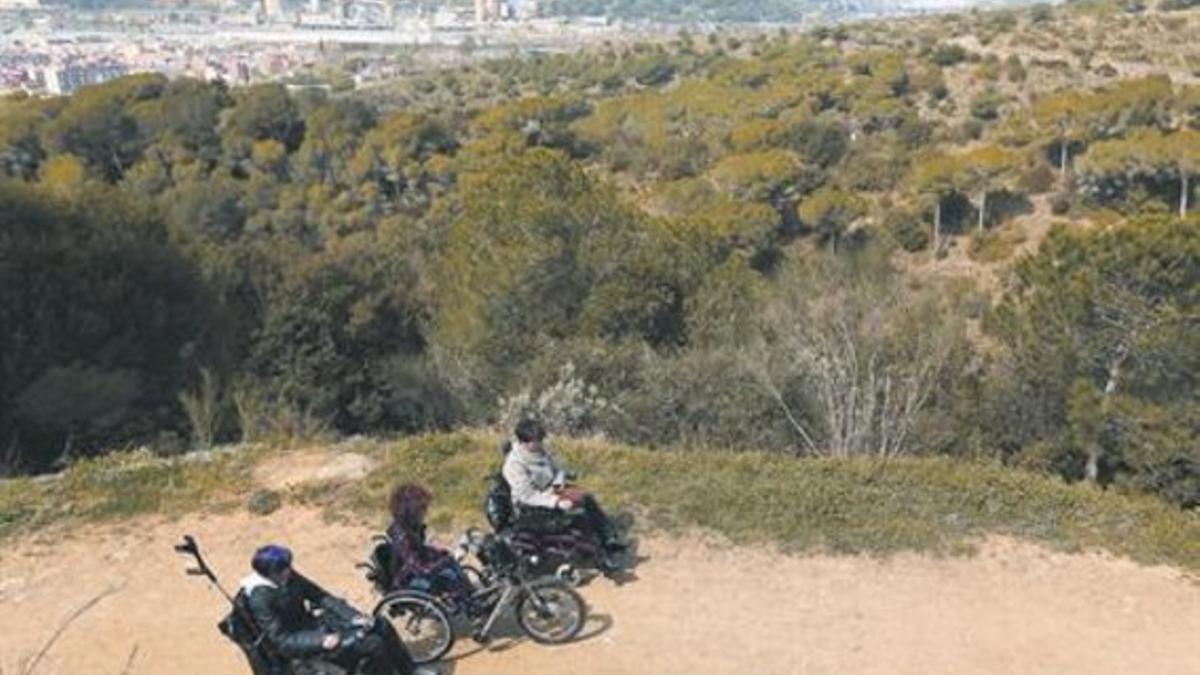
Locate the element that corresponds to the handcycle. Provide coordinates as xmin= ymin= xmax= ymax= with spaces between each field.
xmin=360 ymin=528 xmax=588 ymax=665
xmin=175 ymin=535 xmax=386 ymax=675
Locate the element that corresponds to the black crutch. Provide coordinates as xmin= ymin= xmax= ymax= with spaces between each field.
xmin=175 ymin=534 xmax=282 ymax=669
xmin=175 ymin=534 xmax=238 ymax=604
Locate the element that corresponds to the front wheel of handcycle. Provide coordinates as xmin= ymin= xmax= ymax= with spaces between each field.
xmin=373 ymin=592 xmax=454 ymax=665
xmin=515 ymin=582 xmax=587 ymax=645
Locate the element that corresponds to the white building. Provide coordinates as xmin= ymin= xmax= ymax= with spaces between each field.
xmin=474 ymin=0 xmax=538 ymax=23
xmin=474 ymin=0 xmax=499 ymax=22
xmin=43 ymin=63 xmax=127 ymax=95
xmin=511 ymin=0 xmax=539 ymax=20
xmin=261 ymin=0 xmax=284 ymax=21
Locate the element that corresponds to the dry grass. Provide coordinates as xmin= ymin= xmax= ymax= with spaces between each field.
xmin=5 ymin=433 xmax=1194 ymax=571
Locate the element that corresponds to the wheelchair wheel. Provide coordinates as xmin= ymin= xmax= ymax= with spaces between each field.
xmin=515 ymin=582 xmax=587 ymax=645
xmin=373 ymin=592 xmax=454 ymax=665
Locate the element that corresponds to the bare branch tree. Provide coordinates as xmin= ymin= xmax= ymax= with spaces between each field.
xmin=744 ymin=258 xmax=962 ymax=458
xmin=21 ymin=584 xmax=123 ymax=675
xmin=1076 ymin=275 xmax=1193 ymax=483
xmin=179 ymin=368 xmax=222 ymax=449
xmin=743 ymin=352 xmax=820 ymax=456
xmin=119 ymin=645 xmax=139 ymax=675
xmin=1 ymin=434 xmax=19 ymax=477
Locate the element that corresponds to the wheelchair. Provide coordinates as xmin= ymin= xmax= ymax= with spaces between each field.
xmin=220 ymin=591 xmax=375 ymax=675
xmin=175 ymin=535 xmax=395 ymax=675
xmin=361 ymin=530 xmax=588 ymax=665
xmin=484 ymin=448 xmax=634 ymax=585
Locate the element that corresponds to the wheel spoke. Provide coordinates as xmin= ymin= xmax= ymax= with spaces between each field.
xmin=517 ymin=585 xmax=585 ymax=644
xmin=376 ymin=595 xmax=454 ymax=665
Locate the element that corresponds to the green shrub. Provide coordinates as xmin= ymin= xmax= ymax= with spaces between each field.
xmin=1018 ymin=163 xmax=1056 ymax=195
xmin=887 ymin=209 xmax=931 ymax=252
xmin=930 ymin=44 xmax=968 ymax=67
xmin=970 ymin=89 xmax=1007 ymax=121
xmin=248 ymin=489 xmax=283 ymax=515
xmin=957 ymin=118 xmax=985 ymax=141
xmin=4 ymin=434 xmax=1198 ymax=570
xmin=0 ymin=182 xmax=213 ymax=472
xmin=0 ymin=449 xmax=257 ymax=538
xmin=608 ymin=348 xmax=793 ymax=452
xmin=1005 ymin=54 xmax=1028 ymax=83
xmin=969 ymin=228 xmax=1025 ymax=263
xmin=355 ymin=434 xmax=1200 ymax=566
xmin=1139 ymin=458 xmax=1199 ymax=509
xmin=975 ymin=58 xmax=1001 ymax=82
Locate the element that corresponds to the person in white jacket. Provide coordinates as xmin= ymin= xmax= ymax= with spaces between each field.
xmin=502 ymin=418 xmax=626 ymax=557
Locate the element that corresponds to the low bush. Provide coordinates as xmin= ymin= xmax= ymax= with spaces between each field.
xmin=6 ymin=434 xmax=1196 ymax=571
xmin=969 ymin=228 xmax=1026 ymax=263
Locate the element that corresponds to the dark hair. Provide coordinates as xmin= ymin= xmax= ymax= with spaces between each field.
xmin=514 ymin=417 xmax=546 ymax=443
xmin=389 ymin=483 xmax=432 ymax=533
xmin=251 ymin=545 xmax=293 ymax=577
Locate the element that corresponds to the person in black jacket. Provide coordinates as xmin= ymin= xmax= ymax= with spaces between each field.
xmin=242 ymin=544 xmax=429 ymax=675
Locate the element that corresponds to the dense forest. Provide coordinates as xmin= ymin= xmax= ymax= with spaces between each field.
xmin=542 ymin=0 xmax=828 ymax=22
xmin=1 ymin=1 xmax=1197 ymax=509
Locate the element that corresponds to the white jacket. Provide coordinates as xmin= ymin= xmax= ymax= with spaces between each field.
xmin=240 ymin=571 xmax=278 ymax=595
xmin=502 ymin=441 xmax=568 ymax=510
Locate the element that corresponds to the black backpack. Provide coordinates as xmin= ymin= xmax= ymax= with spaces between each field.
xmin=485 ymin=441 xmax=515 ymax=530
xmin=219 ymin=591 xmax=289 ymax=675
xmin=219 ymin=595 xmax=354 ymax=675
xmin=484 ymin=471 xmax=514 ymax=531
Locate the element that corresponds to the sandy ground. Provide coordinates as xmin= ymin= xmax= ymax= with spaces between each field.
xmin=1 ymin=506 xmax=1198 ymax=675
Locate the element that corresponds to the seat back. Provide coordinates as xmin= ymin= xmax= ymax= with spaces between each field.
xmin=367 ymin=539 xmax=398 ymax=592
xmin=484 ymin=471 xmax=514 ymax=531
xmin=219 ymin=592 xmax=291 ymax=675
xmin=220 ymin=594 xmax=355 ymax=675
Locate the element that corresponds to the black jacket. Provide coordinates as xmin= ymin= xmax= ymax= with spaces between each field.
xmin=243 ymin=572 xmax=360 ymax=659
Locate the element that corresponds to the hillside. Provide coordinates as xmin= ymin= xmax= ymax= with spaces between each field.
xmin=2 ymin=435 xmax=1198 ymax=674
xmin=543 ymin=1 xmax=1053 ymax=23
xmin=2 ymin=0 xmax=1198 ymax=537
xmin=4 ymin=1 xmax=1200 ymax=672
xmin=3 ymin=434 xmax=1197 ymax=565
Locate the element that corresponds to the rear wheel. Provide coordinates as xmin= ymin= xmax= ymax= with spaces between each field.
xmin=515 ymin=583 xmax=587 ymax=644
xmin=373 ymin=592 xmax=454 ymax=665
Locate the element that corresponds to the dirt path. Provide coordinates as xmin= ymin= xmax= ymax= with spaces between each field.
xmin=2 ymin=507 xmax=1198 ymax=675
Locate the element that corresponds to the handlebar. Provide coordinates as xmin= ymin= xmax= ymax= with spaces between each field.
xmin=175 ymin=534 xmax=219 ymax=586
xmin=174 ymin=534 xmax=199 ymax=556
xmin=174 ymin=534 xmax=239 ymax=609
